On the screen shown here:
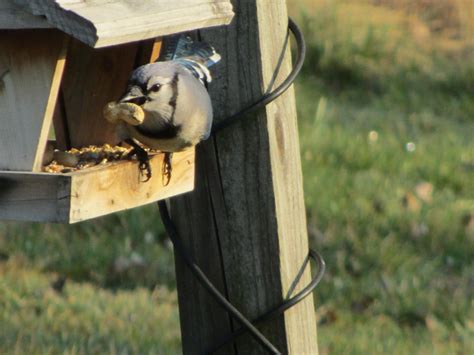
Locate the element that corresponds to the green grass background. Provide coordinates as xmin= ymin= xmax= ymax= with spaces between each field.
xmin=1 ymin=0 xmax=473 ymax=353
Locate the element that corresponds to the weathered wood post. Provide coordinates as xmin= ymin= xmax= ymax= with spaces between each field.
xmin=170 ymin=0 xmax=319 ymax=353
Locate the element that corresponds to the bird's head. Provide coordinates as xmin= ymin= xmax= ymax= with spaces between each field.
xmin=119 ymin=63 xmax=179 ymax=120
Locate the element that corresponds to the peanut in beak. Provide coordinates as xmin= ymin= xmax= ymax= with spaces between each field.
xmin=103 ymin=101 xmax=145 ymax=126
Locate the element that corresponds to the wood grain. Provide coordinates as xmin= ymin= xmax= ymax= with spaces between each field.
xmin=0 ymin=30 xmax=66 ymax=171
xmin=0 ymin=149 xmax=194 ymax=223
xmin=61 ymin=39 xmax=139 ymax=148
xmin=170 ymin=0 xmax=319 ymax=353
xmin=57 ymin=37 xmax=161 ymax=149
xmin=13 ymin=0 xmax=234 ymax=48
xmin=0 ymin=172 xmax=70 ymax=222
xmin=52 ymin=89 xmax=70 ymax=151
xmin=69 ymin=149 xmax=194 ymax=223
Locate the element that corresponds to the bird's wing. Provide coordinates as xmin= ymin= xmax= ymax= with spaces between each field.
xmin=158 ymin=35 xmax=221 ymax=85
xmin=157 ymin=35 xmax=182 ymax=62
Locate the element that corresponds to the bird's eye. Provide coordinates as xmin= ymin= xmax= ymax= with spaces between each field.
xmin=149 ymin=84 xmax=161 ymax=92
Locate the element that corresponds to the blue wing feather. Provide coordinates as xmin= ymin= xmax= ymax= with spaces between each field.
xmin=157 ymin=35 xmax=220 ymax=84
xmin=158 ymin=35 xmax=181 ymax=61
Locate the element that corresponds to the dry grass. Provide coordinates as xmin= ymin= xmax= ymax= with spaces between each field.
xmin=372 ymin=0 xmax=472 ymax=35
xmin=289 ymin=0 xmax=474 ymax=54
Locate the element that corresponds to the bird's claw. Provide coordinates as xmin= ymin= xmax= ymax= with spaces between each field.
xmin=139 ymin=160 xmax=152 ymax=182
xmin=126 ymin=141 xmax=152 ymax=183
xmin=161 ymin=153 xmax=173 ymax=186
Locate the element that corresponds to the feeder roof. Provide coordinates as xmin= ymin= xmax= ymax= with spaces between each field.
xmin=1 ymin=0 xmax=234 ymax=47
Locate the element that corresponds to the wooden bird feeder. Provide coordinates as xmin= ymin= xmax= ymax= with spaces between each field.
xmin=0 ymin=0 xmax=234 ymax=223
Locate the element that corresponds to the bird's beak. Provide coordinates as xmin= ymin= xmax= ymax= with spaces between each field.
xmin=119 ymin=85 xmax=147 ymax=106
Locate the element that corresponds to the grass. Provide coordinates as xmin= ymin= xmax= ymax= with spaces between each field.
xmin=294 ymin=1 xmax=474 ymax=353
xmin=1 ymin=0 xmax=474 ymax=353
xmin=0 ymin=259 xmax=181 ymax=354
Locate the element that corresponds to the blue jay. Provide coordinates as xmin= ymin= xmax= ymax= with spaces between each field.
xmin=105 ymin=36 xmax=220 ymax=182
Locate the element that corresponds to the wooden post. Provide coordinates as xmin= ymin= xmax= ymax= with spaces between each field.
xmin=169 ymin=0 xmax=319 ymax=354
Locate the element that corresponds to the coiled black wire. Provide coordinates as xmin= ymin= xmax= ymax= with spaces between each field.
xmin=207 ymin=250 xmax=325 ymax=354
xmin=158 ymin=17 xmax=325 ymax=354
xmin=211 ymin=18 xmax=306 ymax=133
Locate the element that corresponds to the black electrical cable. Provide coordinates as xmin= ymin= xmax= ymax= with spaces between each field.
xmin=160 ymin=199 xmax=325 ymax=354
xmin=158 ymin=17 xmax=325 ymax=354
xmin=208 ymin=249 xmax=325 ymax=354
xmin=158 ymin=201 xmax=281 ymax=354
xmin=211 ymin=17 xmax=306 ymax=133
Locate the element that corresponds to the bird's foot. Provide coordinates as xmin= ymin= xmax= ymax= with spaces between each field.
xmin=126 ymin=141 xmax=152 ymax=182
xmin=162 ymin=152 xmax=173 ymax=186
xmin=138 ymin=158 xmax=152 ymax=182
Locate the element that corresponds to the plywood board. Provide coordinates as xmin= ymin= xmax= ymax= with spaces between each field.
xmin=0 ymin=148 xmax=195 ymax=223
xmin=60 ymin=39 xmax=139 ymax=148
xmin=13 ymin=0 xmax=234 ymax=47
xmin=69 ymin=149 xmax=194 ymax=222
xmin=0 ymin=172 xmax=70 ymax=222
xmin=59 ymin=37 xmax=162 ymax=149
xmin=0 ymin=30 xmax=66 ymax=171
